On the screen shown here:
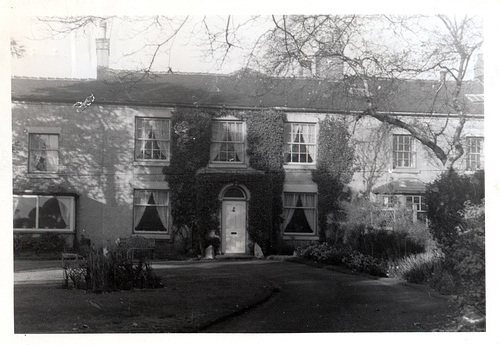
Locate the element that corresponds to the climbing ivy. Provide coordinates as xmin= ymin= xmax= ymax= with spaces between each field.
xmin=164 ymin=109 xmax=353 ymax=253
xmin=312 ymin=117 xmax=355 ymax=239
xmin=164 ymin=108 xmax=285 ymax=254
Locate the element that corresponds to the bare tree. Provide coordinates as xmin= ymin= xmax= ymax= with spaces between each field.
xmin=249 ymin=15 xmax=483 ymax=170
xmin=33 ymin=15 xmax=483 ymax=169
xmin=352 ymin=122 xmax=392 ymax=197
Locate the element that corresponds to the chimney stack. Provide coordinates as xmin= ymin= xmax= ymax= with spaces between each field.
xmin=96 ymin=21 xmax=110 ymax=76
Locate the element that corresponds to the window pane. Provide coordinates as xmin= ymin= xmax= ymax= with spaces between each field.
xmin=134 ymin=190 xmax=169 ymax=232
xmin=29 ymin=134 xmax=59 ymax=172
xmin=284 ymin=193 xmax=316 ymax=234
xmin=284 ymin=123 xmax=316 ymax=163
xmin=393 ymin=135 xmax=414 ymax=168
xmin=135 ymin=118 xmax=170 ymax=161
xmin=38 ymin=197 xmax=69 ymax=229
xmin=13 ymin=197 xmax=37 ymax=228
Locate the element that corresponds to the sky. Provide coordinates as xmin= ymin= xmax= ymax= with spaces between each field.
xmin=10 ymin=15 xmax=262 ymax=78
xmin=7 ymin=0 xmax=496 ymax=79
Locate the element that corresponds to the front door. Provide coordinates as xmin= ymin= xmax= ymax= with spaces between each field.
xmin=222 ymin=200 xmax=246 ymax=254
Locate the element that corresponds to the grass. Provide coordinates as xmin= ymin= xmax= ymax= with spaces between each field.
xmin=14 ymin=261 xmax=278 ymax=333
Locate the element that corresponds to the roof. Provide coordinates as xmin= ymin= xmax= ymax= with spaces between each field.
xmin=372 ymin=179 xmax=427 ymax=195
xmin=11 ymin=69 xmax=484 ymax=115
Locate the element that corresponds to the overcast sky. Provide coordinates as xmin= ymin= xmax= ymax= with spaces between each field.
xmin=7 ymin=0 xmax=497 ymax=79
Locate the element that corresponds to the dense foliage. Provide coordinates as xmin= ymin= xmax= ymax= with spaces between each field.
xmin=14 ymin=232 xmax=67 ymax=256
xmin=64 ymin=239 xmax=162 ymax=293
xmin=296 ymin=242 xmax=387 ymax=277
xmin=164 ymin=108 xmax=286 ymax=254
xmin=163 ymin=108 xmax=213 ymax=232
xmin=425 ymin=169 xmax=484 ymax=247
xmin=312 ymin=117 xmax=355 ymax=239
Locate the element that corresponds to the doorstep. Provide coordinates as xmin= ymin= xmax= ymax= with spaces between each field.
xmin=215 ymin=254 xmax=257 ymax=261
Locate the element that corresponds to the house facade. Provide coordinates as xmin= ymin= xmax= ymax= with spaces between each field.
xmin=11 ymin=43 xmax=484 ymax=257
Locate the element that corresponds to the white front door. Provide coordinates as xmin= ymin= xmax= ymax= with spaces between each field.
xmin=222 ymin=200 xmax=246 ymax=254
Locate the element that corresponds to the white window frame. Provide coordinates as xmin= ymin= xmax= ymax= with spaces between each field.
xmin=28 ymin=133 xmax=59 ymax=173
xmin=392 ymin=134 xmax=416 ymax=169
xmin=283 ymin=192 xmax=317 ymax=236
xmin=405 ymin=195 xmax=427 ymax=221
xmin=466 ymin=136 xmax=483 ymax=171
xmin=13 ymin=195 xmax=75 ymax=232
xmin=210 ymin=120 xmax=246 ymax=164
xmin=284 ymin=123 xmax=317 ymax=165
xmin=135 ymin=118 xmax=170 ymax=162
xmin=133 ymin=189 xmax=170 ymax=235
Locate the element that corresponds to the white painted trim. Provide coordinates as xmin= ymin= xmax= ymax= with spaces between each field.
xmin=26 ymin=127 xmax=62 ymax=134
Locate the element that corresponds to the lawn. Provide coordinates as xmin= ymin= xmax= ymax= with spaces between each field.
xmin=14 ymin=261 xmax=278 ymax=333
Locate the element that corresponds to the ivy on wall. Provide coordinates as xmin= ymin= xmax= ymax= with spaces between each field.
xmin=312 ymin=117 xmax=355 ymax=240
xmin=164 ymin=109 xmax=354 ymax=253
xmin=163 ymin=108 xmax=285 ymax=254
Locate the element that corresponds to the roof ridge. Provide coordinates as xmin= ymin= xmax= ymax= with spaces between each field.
xmin=11 ymin=75 xmax=95 ymax=81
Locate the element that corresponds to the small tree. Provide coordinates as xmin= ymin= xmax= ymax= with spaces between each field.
xmin=425 ymin=169 xmax=484 ymax=247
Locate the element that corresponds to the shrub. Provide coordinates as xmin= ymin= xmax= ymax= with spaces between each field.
xmin=337 ymin=198 xmax=436 ymax=261
xmin=425 ymin=169 xmax=484 ymax=247
xmin=448 ymin=200 xmax=485 ymax=308
xmin=296 ymin=242 xmax=387 ymax=277
xmin=388 ymin=249 xmax=444 ymax=284
xmin=14 ymin=232 xmax=67 ymax=255
xmin=64 ymin=241 xmax=162 ymax=293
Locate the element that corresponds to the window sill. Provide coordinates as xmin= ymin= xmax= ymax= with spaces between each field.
xmin=14 ymin=229 xmax=74 ymax=233
xmin=283 ymin=235 xmax=319 ymax=241
xmin=391 ymin=168 xmax=421 ymax=174
xmin=132 ymin=232 xmax=171 ymax=239
xmin=134 ymin=161 xmax=169 ymax=167
xmin=208 ymin=162 xmax=248 ymax=169
xmin=27 ymin=173 xmax=59 ymax=179
xmin=284 ymin=164 xmax=316 ymax=170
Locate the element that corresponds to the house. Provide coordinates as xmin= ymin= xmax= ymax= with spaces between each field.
xmin=11 ymin=35 xmax=484 ymax=257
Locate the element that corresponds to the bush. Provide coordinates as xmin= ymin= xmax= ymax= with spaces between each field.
xmin=64 ymin=241 xmax=162 ymax=293
xmin=448 ymin=200 xmax=485 ymax=308
xmin=425 ymin=169 xmax=484 ymax=247
xmin=337 ymin=198 xmax=436 ymax=261
xmin=14 ymin=232 xmax=67 ymax=255
xmin=388 ymin=249 xmax=444 ymax=284
xmin=296 ymin=242 xmax=387 ymax=277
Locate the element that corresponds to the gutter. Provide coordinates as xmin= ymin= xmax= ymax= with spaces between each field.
xmin=11 ymin=99 xmax=484 ymax=119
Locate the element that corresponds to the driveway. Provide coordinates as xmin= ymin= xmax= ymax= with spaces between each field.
xmin=201 ymin=261 xmax=457 ymax=332
xmin=14 ymin=259 xmax=458 ymax=332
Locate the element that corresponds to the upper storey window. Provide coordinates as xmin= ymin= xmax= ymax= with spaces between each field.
xmin=284 ymin=123 xmax=316 ymax=164
xmin=210 ymin=121 xmax=245 ymax=163
xmin=466 ymin=137 xmax=484 ymax=171
xmin=135 ymin=118 xmax=170 ymax=162
xmin=29 ymin=134 xmax=59 ymax=173
xmin=392 ymin=135 xmax=416 ymax=169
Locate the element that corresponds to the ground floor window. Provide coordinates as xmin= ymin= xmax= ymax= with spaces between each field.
xmin=133 ymin=190 xmax=170 ymax=233
xmin=13 ymin=195 xmax=75 ymax=231
xmin=283 ymin=193 xmax=316 ymax=234
xmin=405 ymin=195 xmax=427 ymax=222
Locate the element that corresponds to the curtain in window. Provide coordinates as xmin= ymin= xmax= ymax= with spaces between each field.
xmin=210 ymin=123 xmax=225 ymax=161
xmin=282 ymin=193 xmax=297 ymax=230
xmin=153 ymin=190 xmax=169 ymax=230
xmin=301 ymin=194 xmax=316 ymax=231
xmin=57 ymin=198 xmax=71 ymax=229
xmin=133 ymin=192 xmax=149 ymax=229
xmin=44 ymin=151 xmax=58 ymax=171
xmin=13 ymin=197 xmax=19 ymax=216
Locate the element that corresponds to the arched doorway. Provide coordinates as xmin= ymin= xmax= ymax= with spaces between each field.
xmin=220 ymin=185 xmax=248 ymax=254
